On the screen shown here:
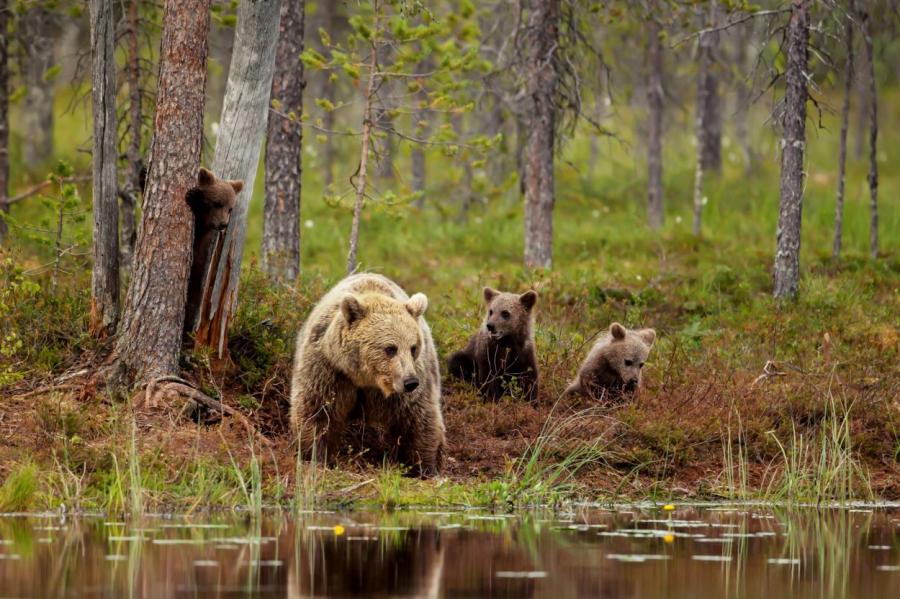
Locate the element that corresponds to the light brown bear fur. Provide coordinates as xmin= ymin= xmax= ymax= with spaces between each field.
xmin=565 ymin=322 xmax=656 ymax=400
xmin=290 ymin=273 xmax=445 ymax=475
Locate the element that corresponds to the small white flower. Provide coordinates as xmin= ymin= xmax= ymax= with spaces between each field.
xmin=723 ymin=135 xmax=732 ymax=148
xmin=675 ymin=215 xmax=683 ymax=224
xmin=304 ymin=220 xmax=314 ymax=229
xmin=701 ymin=196 xmax=709 ymax=206
xmin=592 ymin=210 xmax=600 ymax=219
xmin=636 ymin=274 xmax=643 ymax=281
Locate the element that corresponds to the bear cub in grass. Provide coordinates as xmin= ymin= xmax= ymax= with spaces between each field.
xmin=448 ymin=287 xmax=539 ymax=402
xmin=184 ymin=168 xmax=242 ymax=333
xmin=290 ymin=273 xmax=445 ymax=475
xmin=565 ymin=322 xmax=656 ymax=400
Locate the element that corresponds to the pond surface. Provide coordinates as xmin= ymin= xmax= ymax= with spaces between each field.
xmin=0 ymin=504 xmax=898 ymax=598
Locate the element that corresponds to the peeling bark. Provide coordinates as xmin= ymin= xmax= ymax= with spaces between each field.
xmin=263 ymin=0 xmax=305 ymax=282
xmin=89 ymin=0 xmax=119 ymax=337
xmin=120 ymin=0 xmax=143 ymax=271
xmin=110 ymin=0 xmax=211 ymax=386
xmin=773 ymin=0 xmax=809 ymax=301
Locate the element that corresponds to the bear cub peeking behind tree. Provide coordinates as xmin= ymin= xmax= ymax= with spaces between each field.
xmin=565 ymin=322 xmax=656 ymax=401
xmin=290 ymin=273 xmax=445 ymax=475
xmin=183 ymin=167 xmax=242 ymax=334
xmin=448 ymin=287 xmax=539 ymax=402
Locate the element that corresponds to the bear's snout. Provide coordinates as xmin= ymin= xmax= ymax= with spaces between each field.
xmin=403 ymin=376 xmax=420 ymax=392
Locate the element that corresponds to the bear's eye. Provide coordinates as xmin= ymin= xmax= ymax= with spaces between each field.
xmin=624 ymin=359 xmax=634 ymax=367
xmin=385 ymin=345 xmax=398 ymax=358
xmin=501 ymin=310 xmax=511 ymax=319
xmin=411 ymin=345 xmax=418 ymax=358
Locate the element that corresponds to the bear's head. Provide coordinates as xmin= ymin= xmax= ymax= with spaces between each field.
xmin=604 ymin=322 xmax=656 ymax=392
xmin=335 ymin=291 xmax=429 ymax=397
xmin=482 ymin=287 xmax=537 ymax=344
xmin=186 ymin=167 xmax=243 ymax=231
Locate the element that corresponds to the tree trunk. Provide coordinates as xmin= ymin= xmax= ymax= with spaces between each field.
xmin=858 ymin=2 xmax=878 ymax=259
xmin=194 ymin=0 xmax=282 ymax=357
xmin=208 ymin=18 xmax=235 ymax=133
xmin=21 ymin=7 xmax=55 ymax=167
xmin=853 ymin=46 xmax=868 ymax=161
xmin=700 ymin=8 xmax=722 ymax=175
xmin=410 ymin=59 xmax=429 ymax=208
xmin=346 ymin=45 xmax=379 ymax=275
xmin=773 ymin=0 xmax=809 ymax=301
xmin=120 ymin=0 xmax=142 ymax=272
xmin=320 ymin=0 xmax=337 ymax=188
xmin=88 ymin=0 xmax=119 ymax=337
xmin=833 ymin=6 xmax=854 ymax=260
xmin=646 ymin=19 xmax=664 ymax=230
xmin=262 ymin=0 xmax=304 ymax=282
xmin=522 ymin=0 xmax=560 ymax=270
xmin=733 ymin=19 xmax=755 ymax=173
xmin=0 ymin=0 xmax=9 ymax=243
xmin=691 ymin=2 xmax=715 ymax=237
xmin=110 ymin=0 xmax=211 ymax=386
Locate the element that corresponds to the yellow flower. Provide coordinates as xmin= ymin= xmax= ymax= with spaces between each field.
xmin=333 ymin=525 xmax=345 ymax=536
xmin=662 ymin=504 xmax=675 ymax=511
xmin=663 ymin=534 xmax=675 ymax=543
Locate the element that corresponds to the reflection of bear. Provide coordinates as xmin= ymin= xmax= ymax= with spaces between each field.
xmin=565 ymin=322 xmax=656 ymax=400
xmin=290 ymin=273 xmax=445 ymax=474
xmin=183 ymin=168 xmax=242 ymax=334
xmin=447 ymin=287 xmax=539 ymax=402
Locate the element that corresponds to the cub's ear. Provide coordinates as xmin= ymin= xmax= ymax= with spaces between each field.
xmin=198 ymin=167 xmax=215 ymax=186
xmin=610 ymin=322 xmax=627 ymax=340
xmin=185 ymin=188 xmax=203 ymax=211
xmin=483 ymin=287 xmax=499 ymax=304
xmin=638 ymin=328 xmax=656 ymax=347
xmin=406 ymin=293 xmax=428 ymax=319
xmin=340 ymin=295 xmax=366 ymax=325
xmin=519 ymin=290 xmax=537 ymax=311
xmin=229 ymin=180 xmax=244 ymax=194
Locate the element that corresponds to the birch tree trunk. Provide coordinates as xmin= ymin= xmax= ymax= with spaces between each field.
xmin=109 ymin=0 xmax=211 ymax=386
xmin=691 ymin=2 xmax=715 ymax=237
xmin=523 ymin=0 xmax=560 ymax=270
xmin=646 ymin=19 xmax=664 ymax=230
xmin=858 ymin=1 xmax=878 ymax=259
xmin=194 ymin=0 xmax=282 ymax=357
xmin=120 ymin=0 xmax=143 ymax=271
xmin=700 ymin=5 xmax=722 ymax=175
xmin=0 ymin=0 xmax=8 ymax=243
xmin=88 ymin=0 xmax=120 ymax=337
xmin=21 ymin=7 xmax=55 ymax=166
xmin=833 ymin=7 xmax=854 ymax=260
xmin=773 ymin=0 xmax=809 ymax=301
xmin=262 ymin=0 xmax=304 ymax=282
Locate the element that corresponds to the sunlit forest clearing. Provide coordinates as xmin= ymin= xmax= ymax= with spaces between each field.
xmin=0 ymin=0 xmax=897 ymax=513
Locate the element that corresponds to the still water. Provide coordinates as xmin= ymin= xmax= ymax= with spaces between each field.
xmin=0 ymin=504 xmax=898 ymax=598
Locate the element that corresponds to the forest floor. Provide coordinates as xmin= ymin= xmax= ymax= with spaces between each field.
xmin=1 ymin=92 xmax=898 ymax=512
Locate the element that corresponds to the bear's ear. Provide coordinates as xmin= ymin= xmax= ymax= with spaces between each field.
xmin=638 ymin=328 xmax=656 ymax=347
xmin=406 ymin=293 xmax=428 ymax=319
xmin=198 ymin=167 xmax=215 ymax=187
xmin=229 ymin=180 xmax=244 ymax=194
xmin=340 ymin=295 xmax=366 ymax=325
xmin=483 ymin=287 xmax=499 ymax=304
xmin=519 ymin=290 xmax=537 ymax=311
xmin=610 ymin=322 xmax=627 ymax=340
xmin=185 ymin=188 xmax=203 ymax=211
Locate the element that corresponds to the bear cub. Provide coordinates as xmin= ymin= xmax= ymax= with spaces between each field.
xmin=290 ymin=273 xmax=445 ymax=475
xmin=448 ymin=287 xmax=539 ymax=402
xmin=565 ymin=322 xmax=656 ymax=400
xmin=184 ymin=167 xmax=243 ymax=334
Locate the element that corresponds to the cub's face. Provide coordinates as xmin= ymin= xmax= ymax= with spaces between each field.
xmin=340 ymin=293 xmax=428 ymax=397
xmin=482 ymin=287 xmax=537 ymax=343
xmin=606 ymin=323 xmax=656 ymax=392
xmin=188 ymin=167 xmax=243 ymax=231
